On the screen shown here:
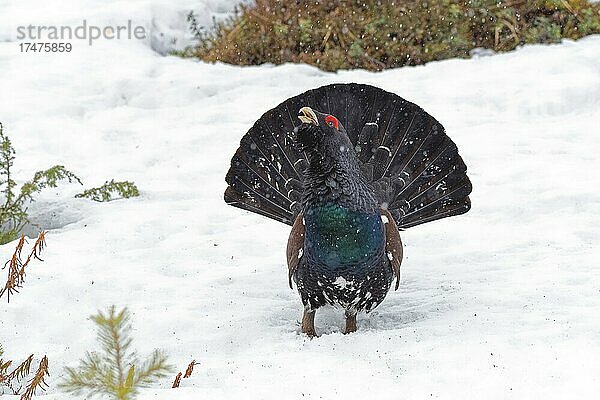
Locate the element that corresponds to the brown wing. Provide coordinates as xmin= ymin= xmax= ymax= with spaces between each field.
xmin=381 ymin=209 xmax=403 ymax=290
xmin=286 ymin=212 xmax=305 ymax=289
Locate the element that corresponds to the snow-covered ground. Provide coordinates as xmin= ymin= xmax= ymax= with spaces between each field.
xmin=1 ymin=1 xmax=599 ymax=399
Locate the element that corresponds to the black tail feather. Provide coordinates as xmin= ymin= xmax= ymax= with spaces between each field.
xmin=225 ymin=83 xmax=472 ymax=228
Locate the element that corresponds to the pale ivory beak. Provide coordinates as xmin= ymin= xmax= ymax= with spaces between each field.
xmin=298 ymin=107 xmax=319 ymax=125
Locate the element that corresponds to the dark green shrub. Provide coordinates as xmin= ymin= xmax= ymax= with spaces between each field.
xmin=0 ymin=123 xmax=81 ymax=244
xmin=0 ymin=123 xmax=140 ymax=244
xmin=184 ymin=0 xmax=600 ymax=71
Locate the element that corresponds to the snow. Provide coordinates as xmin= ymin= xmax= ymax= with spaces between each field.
xmin=1 ymin=0 xmax=600 ymax=399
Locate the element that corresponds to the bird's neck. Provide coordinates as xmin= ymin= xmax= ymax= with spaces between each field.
xmin=302 ymin=152 xmax=379 ymax=212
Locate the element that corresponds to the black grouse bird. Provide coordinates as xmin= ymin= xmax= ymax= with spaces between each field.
xmin=225 ymin=84 xmax=472 ymax=336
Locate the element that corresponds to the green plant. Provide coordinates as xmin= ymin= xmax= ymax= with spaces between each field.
xmin=75 ymin=180 xmax=140 ymax=202
xmin=0 ymin=123 xmax=140 ymax=243
xmin=60 ymin=306 xmax=172 ymax=400
xmin=0 ymin=345 xmax=49 ymax=400
xmin=0 ymin=123 xmax=81 ymax=244
xmin=184 ymin=0 xmax=600 ymax=71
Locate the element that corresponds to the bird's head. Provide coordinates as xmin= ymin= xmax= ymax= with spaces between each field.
xmin=294 ymin=107 xmax=353 ymax=162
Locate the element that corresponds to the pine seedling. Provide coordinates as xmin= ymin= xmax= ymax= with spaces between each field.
xmin=60 ymin=306 xmax=172 ymax=400
xmin=0 ymin=123 xmax=81 ymax=244
xmin=75 ymin=180 xmax=139 ymax=202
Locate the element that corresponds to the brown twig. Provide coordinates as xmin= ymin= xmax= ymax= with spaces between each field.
xmin=5 ymin=355 xmax=33 ymax=384
xmin=20 ymin=356 xmax=49 ymax=400
xmin=23 ymin=231 xmax=46 ymax=266
xmin=183 ymin=360 xmax=198 ymax=378
xmin=172 ymin=360 xmax=199 ymax=388
xmin=1 ymin=235 xmax=26 ymax=301
xmin=171 ymin=372 xmax=182 ymax=388
xmin=1 ymin=359 xmax=14 ymax=379
xmin=1 ymin=354 xmax=47 ymax=399
xmin=1 ymin=232 xmax=46 ymax=302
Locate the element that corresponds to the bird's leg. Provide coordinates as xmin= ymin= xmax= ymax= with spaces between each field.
xmin=301 ymin=309 xmax=317 ymax=338
xmin=344 ymin=310 xmax=357 ymax=334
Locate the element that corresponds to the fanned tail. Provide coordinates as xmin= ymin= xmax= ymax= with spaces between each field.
xmin=225 ymin=107 xmax=306 ymax=224
xmin=225 ymin=83 xmax=472 ymax=228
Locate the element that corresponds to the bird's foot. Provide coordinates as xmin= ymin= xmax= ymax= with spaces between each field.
xmin=343 ymin=311 xmax=357 ymax=334
xmin=301 ymin=309 xmax=318 ymax=338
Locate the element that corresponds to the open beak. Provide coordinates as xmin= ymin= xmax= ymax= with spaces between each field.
xmin=298 ymin=107 xmax=318 ymax=125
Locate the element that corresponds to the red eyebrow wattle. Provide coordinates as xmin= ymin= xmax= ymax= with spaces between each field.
xmin=325 ymin=115 xmax=339 ymax=130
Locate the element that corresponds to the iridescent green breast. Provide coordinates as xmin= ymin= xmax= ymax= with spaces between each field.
xmin=304 ymin=203 xmax=385 ymax=268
